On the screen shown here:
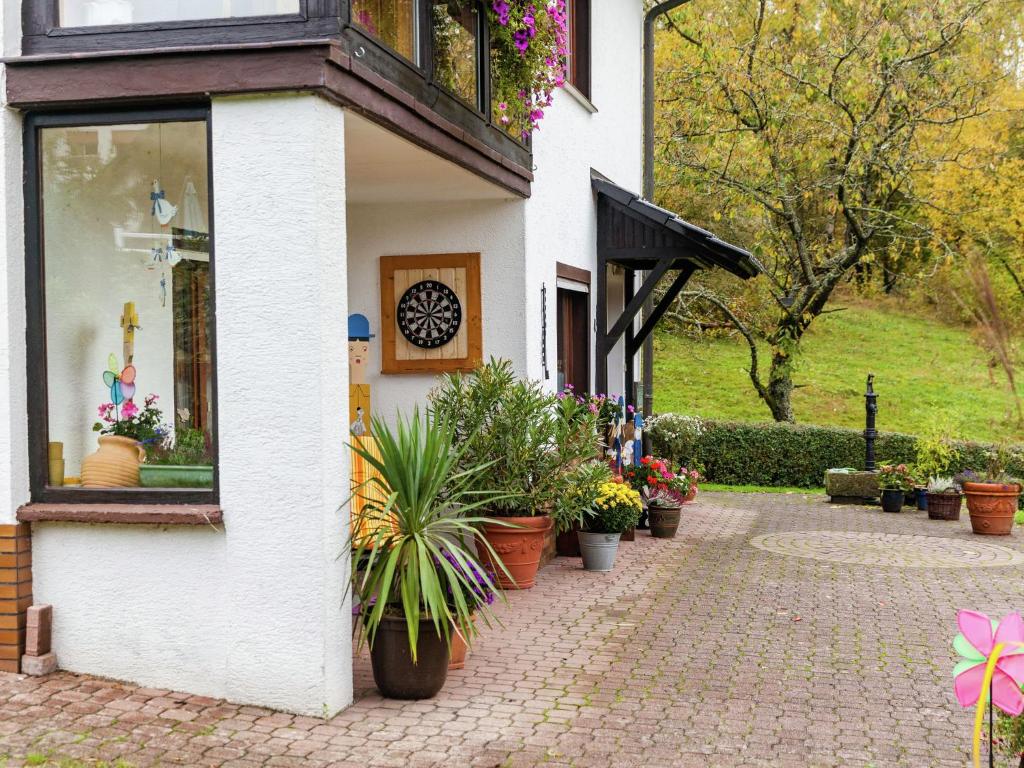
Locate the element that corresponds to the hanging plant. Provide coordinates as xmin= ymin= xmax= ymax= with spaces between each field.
xmin=487 ymin=1 xmax=568 ymax=140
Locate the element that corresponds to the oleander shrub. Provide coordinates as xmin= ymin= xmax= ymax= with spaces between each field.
xmin=647 ymin=414 xmax=1024 ymax=488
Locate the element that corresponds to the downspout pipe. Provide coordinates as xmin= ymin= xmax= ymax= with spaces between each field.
xmin=641 ymin=0 xmax=692 ymax=419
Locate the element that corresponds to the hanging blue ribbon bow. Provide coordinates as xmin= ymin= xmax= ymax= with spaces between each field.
xmin=150 ymin=189 xmax=165 ymax=215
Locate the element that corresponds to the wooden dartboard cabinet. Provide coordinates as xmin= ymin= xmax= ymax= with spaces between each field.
xmin=379 ymin=253 xmax=483 ymax=374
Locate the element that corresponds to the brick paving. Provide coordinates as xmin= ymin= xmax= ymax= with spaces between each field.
xmin=0 ymin=491 xmax=1019 ymax=767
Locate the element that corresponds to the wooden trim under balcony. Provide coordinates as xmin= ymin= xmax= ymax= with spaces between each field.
xmin=4 ymin=41 xmax=532 ymax=198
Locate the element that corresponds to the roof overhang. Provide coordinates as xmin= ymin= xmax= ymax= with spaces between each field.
xmin=593 ymin=177 xmax=762 ymax=279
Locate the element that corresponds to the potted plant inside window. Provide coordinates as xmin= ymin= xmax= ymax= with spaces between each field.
xmin=351 ymin=409 xmax=506 ymax=700
xmin=139 ymin=411 xmax=213 ymax=488
xmin=960 ymin=446 xmax=1023 ymax=536
xmin=578 ymin=481 xmax=642 ymax=572
xmin=878 ymin=464 xmax=914 ymax=513
xmin=83 ymin=393 xmax=164 ymax=488
xmin=429 ymin=359 xmax=595 ymax=589
xmin=926 ymin=476 xmax=964 ymax=521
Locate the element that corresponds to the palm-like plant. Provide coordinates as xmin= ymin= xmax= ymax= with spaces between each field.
xmin=350 ymin=409 xmax=509 ymax=662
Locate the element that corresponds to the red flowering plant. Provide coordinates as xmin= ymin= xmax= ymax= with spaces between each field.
xmin=93 ymin=393 xmax=167 ymax=447
xmin=621 ymin=456 xmax=695 ymax=509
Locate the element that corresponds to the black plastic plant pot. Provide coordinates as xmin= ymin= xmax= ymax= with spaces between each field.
xmin=903 ymin=490 xmax=918 ymax=507
xmin=880 ymin=489 xmax=904 ymax=513
xmin=370 ymin=614 xmax=450 ymax=700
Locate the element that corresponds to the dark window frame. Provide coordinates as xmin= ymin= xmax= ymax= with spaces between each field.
xmin=24 ymin=105 xmax=220 ymax=505
xmin=567 ymin=0 xmax=590 ymax=99
xmin=22 ymin=0 xmax=342 ymax=55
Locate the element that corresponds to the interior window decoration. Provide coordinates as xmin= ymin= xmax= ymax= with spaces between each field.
xmin=487 ymin=0 xmax=568 ymax=139
xmin=38 ymin=119 xmax=214 ymax=492
xmin=379 ymin=253 xmax=482 ymax=374
xmin=352 ymin=0 xmax=419 ymax=62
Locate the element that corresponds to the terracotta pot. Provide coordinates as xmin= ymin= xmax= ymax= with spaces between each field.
xmin=926 ymin=492 xmax=962 ymax=521
xmin=477 ymin=516 xmax=552 ymax=590
xmin=81 ymin=435 xmax=145 ymax=488
xmin=964 ymin=482 xmax=1021 ymax=535
xmin=683 ymin=485 xmax=698 ymax=504
xmin=648 ymin=505 xmax=682 ymax=539
xmin=620 ymin=526 xmax=636 ymax=542
xmin=369 ymin=614 xmax=449 ymax=699
xmin=555 ymin=520 xmax=582 ymax=557
xmin=449 ymin=614 xmax=476 ymax=671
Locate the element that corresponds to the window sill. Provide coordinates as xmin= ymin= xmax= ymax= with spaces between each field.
xmin=562 ymin=83 xmax=597 ymax=114
xmin=17 ymin=503 xmax=223 ymax=527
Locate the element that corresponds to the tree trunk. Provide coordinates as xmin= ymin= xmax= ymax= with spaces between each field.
xmin=763 ymin=349 xmax=795 ymax=423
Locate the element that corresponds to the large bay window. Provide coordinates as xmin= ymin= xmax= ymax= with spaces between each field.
xmin=27 ymin=110 xmax=217 ymax=501
xmin=59 ymin=0 xmax=300 ymax=26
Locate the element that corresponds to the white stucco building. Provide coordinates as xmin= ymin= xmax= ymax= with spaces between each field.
xmin=0 ymin=0 xmax=757 ymax=716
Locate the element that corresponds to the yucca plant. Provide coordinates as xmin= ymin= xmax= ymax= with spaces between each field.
xmin=350 ymin=409 xmax=511 ymax=662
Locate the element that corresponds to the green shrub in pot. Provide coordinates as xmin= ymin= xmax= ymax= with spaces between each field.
xmin=350 ymin=409 xmax=509 ymax=699
xmin=428 ymin=359 xmax=599 ymax=589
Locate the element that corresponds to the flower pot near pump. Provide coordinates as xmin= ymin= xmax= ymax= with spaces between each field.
xmin=964 ymin=482 xmax=1020 ymax=535
xmin=880 ymin=489 xmax=904 ymax=513
xmin=877 ymin=464 xmax=915 ymax=514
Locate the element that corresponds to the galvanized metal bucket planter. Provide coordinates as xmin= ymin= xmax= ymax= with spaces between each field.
xmin=577 ymin=531 xmax=621 ymax=572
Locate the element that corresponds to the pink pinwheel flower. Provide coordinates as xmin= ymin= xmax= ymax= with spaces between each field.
xmin=953 ymin=610 xmax=1024 ymax=714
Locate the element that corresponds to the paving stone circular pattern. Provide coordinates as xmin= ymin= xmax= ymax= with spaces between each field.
xmin=750 ymin=530 xmax=1024 ymax=568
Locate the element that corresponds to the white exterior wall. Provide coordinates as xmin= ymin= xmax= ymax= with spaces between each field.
xmin=0 ymin=0 xmax=28 ymax=526
xmin=525 ymin=0 xmax=645 ymax=395
xmin=30 ymin=94 xmax=353 ymax=717
xmin=347 ymin=198 xmax=526 ymax=418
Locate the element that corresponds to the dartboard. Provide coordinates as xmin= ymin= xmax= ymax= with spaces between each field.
xmin=397 ymin=280 xmax=463 ymax=349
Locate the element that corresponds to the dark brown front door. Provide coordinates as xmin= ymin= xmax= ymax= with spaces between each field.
xmin=557 ymin=287 xmax=590 ymax=393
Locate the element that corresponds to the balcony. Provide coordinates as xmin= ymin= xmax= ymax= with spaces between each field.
xmin=11 ymin=0 xmax=534 ymax=195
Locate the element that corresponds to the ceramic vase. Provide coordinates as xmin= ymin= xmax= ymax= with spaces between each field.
xmin=81 ymin=435 xmax=145 ymax=488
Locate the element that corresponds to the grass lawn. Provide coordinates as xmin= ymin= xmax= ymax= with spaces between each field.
xmin=653 ymin=299 xmax=1023 ymax=444
xmin=702 ymin=483 xmax=825 ymax=495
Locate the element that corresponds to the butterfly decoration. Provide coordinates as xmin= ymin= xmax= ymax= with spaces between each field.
xmin=102 ymin=353 xmax=137 ymax=406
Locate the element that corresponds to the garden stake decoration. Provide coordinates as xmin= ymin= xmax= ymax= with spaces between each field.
xmin=951 ymin=610 xmax=1024 ymax=767
xmin=632 ymin=413 xmax=644 ymax=467
xmin=102 ymin=303 xmax=141 ymax=419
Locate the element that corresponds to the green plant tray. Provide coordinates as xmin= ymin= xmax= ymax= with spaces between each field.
xmin=139 ymin=464 xmax=214 ymax=489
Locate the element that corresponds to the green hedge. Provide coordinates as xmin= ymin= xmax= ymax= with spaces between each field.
xmin=647 ymin=415 xmax=1024 ymax=488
